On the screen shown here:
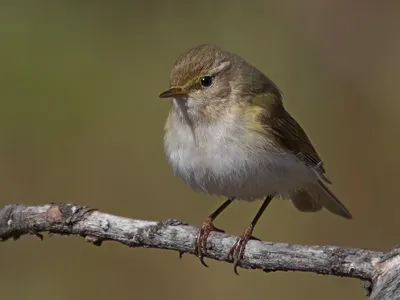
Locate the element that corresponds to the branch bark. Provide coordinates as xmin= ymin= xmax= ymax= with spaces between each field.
xmin=0 ymin=203 xmax=397 ymax=299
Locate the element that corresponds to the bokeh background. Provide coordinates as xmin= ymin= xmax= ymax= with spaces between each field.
xmin=1 ymin=1 xmax=399 ymax=299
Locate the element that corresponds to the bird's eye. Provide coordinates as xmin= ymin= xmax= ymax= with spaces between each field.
xmin=200 ymin=76 xmax=213 ymax=87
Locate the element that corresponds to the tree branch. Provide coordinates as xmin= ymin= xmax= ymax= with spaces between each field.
xmin=0 ymin=203 xmax=397 ymax=299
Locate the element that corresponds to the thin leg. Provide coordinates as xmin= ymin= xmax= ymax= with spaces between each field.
xmin=195 ymin=197 xmax=235 ymax=267
xmin=228 ymin=195 xmax=273 ymax=274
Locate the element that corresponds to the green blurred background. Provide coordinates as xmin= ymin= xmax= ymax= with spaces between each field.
xmin=1 ymin=1 xmax=399 ymax=299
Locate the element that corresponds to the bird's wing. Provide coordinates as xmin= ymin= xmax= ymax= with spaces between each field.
xmin=250 ymin=94 xmax=351 ymax=218
xmin=252 ymin=93 xmax=331 ymax=183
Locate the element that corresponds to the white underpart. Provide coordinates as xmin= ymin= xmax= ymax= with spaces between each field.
xmin=164 ymin=98 xmax=318 ymax=201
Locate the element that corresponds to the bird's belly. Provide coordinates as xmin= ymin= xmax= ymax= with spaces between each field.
xmin=165 ymin=128 xmax=316 ymax=200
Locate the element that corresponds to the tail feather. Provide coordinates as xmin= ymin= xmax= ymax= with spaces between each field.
xmin=290 ymin=181 xmax=352 ymax=219
xmin=316 ymin=180 xmax=352 ymax=219
xmin=291 ymin=189 xmax=322 ymax=212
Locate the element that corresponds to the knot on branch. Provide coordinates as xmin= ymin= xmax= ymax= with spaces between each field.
xmin=0 ymin=203 xmax=95 ymax=241
xmin=55 ymin=203 xmax=96 ymax=225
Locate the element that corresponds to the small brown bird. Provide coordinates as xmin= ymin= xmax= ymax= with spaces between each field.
xmin=159 ymin=44 xmax=352 ymax=273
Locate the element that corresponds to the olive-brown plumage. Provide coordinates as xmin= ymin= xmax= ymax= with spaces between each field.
xmin=159 ymin=44 xmax=351 ymax=273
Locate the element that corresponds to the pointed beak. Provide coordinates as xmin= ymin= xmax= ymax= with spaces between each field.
xmin=159 ymin=87 xmax=186 ymax=98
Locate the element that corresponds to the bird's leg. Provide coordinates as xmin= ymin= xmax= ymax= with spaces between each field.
xmin=195 ymin=197 xmax=235 ymax=267
xmin=228 ymin=195 xmax=273 ymax=275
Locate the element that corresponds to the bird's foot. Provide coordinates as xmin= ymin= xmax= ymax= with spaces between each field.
xmin=194 ymin=218 xmax=224 ymax=267
xmin=227 ymin=226 xmax=257 ymax=275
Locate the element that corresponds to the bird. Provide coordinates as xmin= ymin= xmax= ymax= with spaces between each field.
xmin=159 ymin=44 xmax=352 ymax=274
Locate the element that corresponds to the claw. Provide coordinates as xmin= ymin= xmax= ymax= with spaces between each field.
xmin=227 ymin=196 xmax=273 ymax=274
xmin=194 ymin=218 xmax=224 ymax=267
xmin=227 ymin=226 xmax=254 ymax=275
xmin=192 ymin=197 xmax=235 ymax=267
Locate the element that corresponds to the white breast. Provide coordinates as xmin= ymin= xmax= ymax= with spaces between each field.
xmin=164 ymin=103 xmax=317 ymax=201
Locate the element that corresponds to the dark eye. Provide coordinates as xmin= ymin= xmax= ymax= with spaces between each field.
xmin=200 ymin=76 xmax=213 ymax=87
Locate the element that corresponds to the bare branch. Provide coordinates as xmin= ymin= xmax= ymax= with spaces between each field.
xmin=0 ymin=203 xmax=397 ymax=299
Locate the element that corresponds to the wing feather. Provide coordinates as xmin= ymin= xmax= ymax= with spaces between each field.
xmin=251 ymin=94 xmax=331 ymax=183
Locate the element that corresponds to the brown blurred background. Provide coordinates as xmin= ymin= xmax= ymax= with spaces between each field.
xmin=1 ymin=1 xmax=399 ymax=299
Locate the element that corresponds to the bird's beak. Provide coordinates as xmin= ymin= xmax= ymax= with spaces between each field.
xmin=159 ymin=87 xmax=186 ymax=98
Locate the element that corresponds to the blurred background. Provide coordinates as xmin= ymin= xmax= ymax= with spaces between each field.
xmin=1 ymin=1 xmax=399 ymax=299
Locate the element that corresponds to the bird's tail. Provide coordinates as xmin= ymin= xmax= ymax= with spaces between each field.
xmin=290 ymin=180 xmax=352 ymax=219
